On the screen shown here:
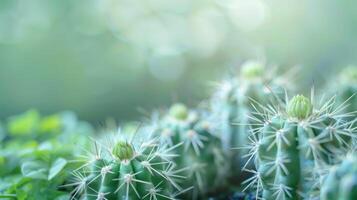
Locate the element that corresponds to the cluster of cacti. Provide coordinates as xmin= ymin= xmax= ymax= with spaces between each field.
xmin=147 ymin=103 xmax=228 ymax=198
xmin=209 ymin=61 xmax=293 ymax=178
xmin=1 ymin=62 xmax=356 ymax=200
xmin=320 ymin=153 xmax=357 ymax=200
xmin=70 ymin=129 xmax=185 ymax=200
xmin=43 ymin=64 xmax=357 ymax=199
xmin=243 ymin=93 xmax=356 ymax=199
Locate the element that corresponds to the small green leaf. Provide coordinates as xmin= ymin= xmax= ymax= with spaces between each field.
xmin=16 ymin=189 xmax=28 ymax=200
xmin=48 ymin=158 xmax=67 ymax=180
xmin=21 ymin=161 xmax=48 ymax=180
xmin=7 ymin=110 xmax=40 ymax=136
xmin=39 ymin=115 xmax=61 ymax=133
xmin=0 ymin=194 xmax=17 ymax=199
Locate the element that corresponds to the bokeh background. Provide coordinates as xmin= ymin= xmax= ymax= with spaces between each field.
xmin=1 ymin=0 xmax=356 ymax=123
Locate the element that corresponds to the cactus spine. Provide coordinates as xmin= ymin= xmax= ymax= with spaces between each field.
xmin=244 ymin=93 xmax=356 ymax=200
xmin=70 ymin=130 xmax=184 ymax=200
xmin=149 ymin=103 xmax=227 ymax=198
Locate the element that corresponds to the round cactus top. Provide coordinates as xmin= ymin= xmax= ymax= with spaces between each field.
xmin=287 ymin=95 xmax=313 ymax=119
xmin=241 ymin=61 xmax=264 ymax=79
xmin=169 ymin=103 xmax=188 ymax=120
xmin=340 ymin=66 xmax=357 ymax=83
xmin=112 ymin=141 xmax=134 ymax=160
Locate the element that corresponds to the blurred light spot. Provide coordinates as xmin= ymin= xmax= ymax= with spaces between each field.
xmin=72 ymin=0 xmax=107 ymax=36
xmin=149 ymin=47 xmax=186 ymax=82
xmin=189 ymin=8 xmax=226 ymax=57
xmin=0 ymin=0 xmax=52 ymax=43
xmin=229 ymin=0 xmax=268 ymax=31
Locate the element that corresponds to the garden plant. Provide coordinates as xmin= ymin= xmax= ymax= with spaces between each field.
xmin=0 ymin=63 xmax=356 ymax=200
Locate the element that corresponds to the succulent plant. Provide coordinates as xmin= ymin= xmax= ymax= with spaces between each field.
xmin=243 ymin=93 xmax=356 ymax=200
xmin=333 ymin=66 xmax=357 ymax=115
xmin=320 ymin=153 xmax=357 ymax=200
xmin=0 ymin=110 xmax=94 ymax=199
xmin=69 ymin=129 xmax=185 ymax=200
xmin=210 ymin=61 xmax=294 ymax=177
xmin=148 ymin=103 xmax=228 ymax=198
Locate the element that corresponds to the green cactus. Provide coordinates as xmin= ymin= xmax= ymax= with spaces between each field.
xmin=334 ymin=66 xmax=357 ymax=115
xmin=321 ymin=153 xmax=357 ymax=200
xmin=70 ymin=130 xmax=185 ymax=200
xmin=149 ymin=103 xmax=228 ymax=198
xmin=243 ymin=93 xmax=356 ymax=200
xmin=210 ymin=61 xmax=293 ymax=177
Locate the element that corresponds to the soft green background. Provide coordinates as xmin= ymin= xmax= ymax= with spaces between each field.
xmin=1 ymin=0 xmax=356 ymax=122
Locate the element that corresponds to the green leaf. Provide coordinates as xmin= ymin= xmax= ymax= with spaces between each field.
xmin=21 ymin=161 xmax=48 ymax=180
xmin=39 ymin=115 xmax=61 ymax=133
xmin=16 ymin=189 xmax=28 ymax=200
xmin=0 ymin=194 xmax=17 ymax=199
xmin=48 ymin=158 xmax=67 ymax=180
xmin=7 ymin=110 xmax=40 ymax=136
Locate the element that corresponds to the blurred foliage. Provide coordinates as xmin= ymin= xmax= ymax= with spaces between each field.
xmin=0 ymin=0 xmax=357 ymax=122
xmin=0 ymin=110 xmax=93 ymax=199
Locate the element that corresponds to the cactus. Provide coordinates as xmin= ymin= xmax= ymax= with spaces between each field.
xmin=69 ymin=129 xmax=185 ymax=200
xmin=320 ymin=153 xmax=357 ymax=200
xmin=243 ymin=93 xmax=356 ymax=200
xmin=333 ymin=66 xmax=357 ymax=115
xmin=210 ymin=61 xmax=294 ymax=177
xmin=148 ymin=103 xmax=228 ymax=198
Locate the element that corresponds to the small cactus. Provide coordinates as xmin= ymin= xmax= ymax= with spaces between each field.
xmin=70 ymin=129 xmax=185 ymax=200
xmin=321 ymin=153 xmax=357 ymax=200
xmin=334 ymin=66 xmax=357 ymax=115
xmin=243 ymin=93 xmax=356 ymax=200
xmin=148 ymin=103 xmax=228 ymax=198
xmin=210 ymin=61 xmax=293 ymax=177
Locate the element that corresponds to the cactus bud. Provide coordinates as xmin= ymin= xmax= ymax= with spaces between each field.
xmin=341 ymin=66 xmax=357 ymax=83
xmin=287 ymin=95 xmax=313 ymax=119
xmin=112 ymin=142 xmax=134 ymax=160
xmin=169 ymin=103 xmax=188 ymax=120
xmin=241 ymin=61 xmax=264 ymax=79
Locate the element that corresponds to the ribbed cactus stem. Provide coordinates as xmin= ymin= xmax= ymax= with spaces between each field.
xmin=321 ymin=154 xmax=357 ymax=200
xmin=245 ymin=92 xmax=356 ymax=199
xmin=73 ymin=137 xmax=184 ymax=200
xmin=211 ymin=61 xmax=292 ymax=182
xmin=287 ymin=95 xmax=313 ymax=120
xmin=258 ymin=117 xmax=300 ymax=200
xmin=169 ymin=103 xmax=188 ymax=120
xmin=152 ymin=105 xmax=227 ymax=198
xmin=85 ymin=158 xmax=107 ymax=200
